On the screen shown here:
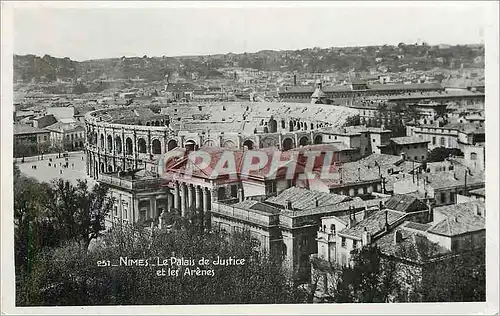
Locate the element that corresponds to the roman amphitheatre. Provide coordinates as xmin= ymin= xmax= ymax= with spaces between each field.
xmin=85 ymin=102 xmax=358 ymax=178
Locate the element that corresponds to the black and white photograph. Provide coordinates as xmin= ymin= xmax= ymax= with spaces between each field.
xmin=1 ymin=1 xmax=498 ymax=314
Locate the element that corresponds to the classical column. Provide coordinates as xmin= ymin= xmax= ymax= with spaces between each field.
xmin=173 ymin=182 xmax=179 ymax=210
xmin=202 ymin=188 xmax=209 ymax=213
xmin=118 ymin=195 xmax=123 ymax=222
xmin=195 ymin=186 xmax=201 ymax=209
xmin=133 ymin=197 xmax=139 ymax=223
xmin=210 ymin=187 xmax=217 ymax=206
xmin=180 ymin=183 xmax=187 ymax=217
xmin=150 ymin=196 xmax=157 ymax=219
xmin=187 ymin=185 xmax=194 ymax=209
xmin=167 ymin=191 xmax=173 ymax=212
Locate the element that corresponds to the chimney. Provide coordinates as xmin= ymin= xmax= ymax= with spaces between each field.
xmin=315 ymin=198 xmax=319 ymax=207
xmin=393 ymin=230 xmax=403 ymax=244
xmin=464 ymin=170 xmax=468 ymax=196
xmin=427 ymin=200 xmax=434 ymax=223
xmin=361 ymin=227 xmax=371 ymax=246
xmin=379 ymin=200 xmax=384 ymax=211
xmin=238 ymin=188 xmax=244 ymax=202
xmin=348 ymin=206 xmax=357 ymax=228
xmin=293 ymin=74 xmax=297 ymax=86
xmin=384 ymin=209 xmax=389 ymax=232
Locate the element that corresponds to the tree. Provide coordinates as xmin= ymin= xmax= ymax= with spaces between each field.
xmin=331 ymin=246 xmax=400 ymax=303
xmin=418 ymin=248 xmax=485 ymax=302
xmin=18 ymin=226 xmax=298 ymax=306
xmin=14 ymin=174 xmax=56 ymax=273
xmin=49 ymin=179 xmax=112 ymax=250
xmin=427 ymin=147 xmax=464 ymax=162
xmin=344 ymin=115 xmax=361 ymax=127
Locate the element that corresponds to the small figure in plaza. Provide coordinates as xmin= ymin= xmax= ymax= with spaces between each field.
xmin=48 ymin=163 xmax=51 ymax=167
xmin=60 ymin=170 xmax=63 ymax=174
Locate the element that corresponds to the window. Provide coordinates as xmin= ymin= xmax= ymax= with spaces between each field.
xmin=440 ymin=137 xmax=446 ymax=146
xmin=470 ymin=152 xmax=477 ymax=161
xmin=330 ymin=224 xmax=336 ymax=234
xmin=432 ymin=137 xmax=436 ymax=145
xmin=440 ymin=192 xmax=446 ymax=204
xmin=265 ymin=181 xmax=276 ymax=195
xmin=353 ymin=240 xmax=358 ymax=249
xmin=341 ymin=237 xmax=346 ymax=248
xmin=114 ymin=206 xmax=118 ymax=216
xmin=372 ymin=139 xmax=375 ymax=142
xmin=421 ymin=155 xmax=425 ymax=160
xmin=414 ymin=156 xmax=418 ymax=160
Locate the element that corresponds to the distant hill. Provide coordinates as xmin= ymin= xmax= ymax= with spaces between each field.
xmin=14 ymin=43 xmax=484 ymax=83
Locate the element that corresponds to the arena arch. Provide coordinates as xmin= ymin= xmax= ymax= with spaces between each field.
xmin=298 ymin=136 xmax=309 ymax=146
xmin=115 ymin=136 xmax=122 ymax=154
xmin=268 ymin=118 xmax=277 ymax=133
xmin=137 ymin=138 xmax=147 ymax=153
xmin=185 ymin=139 xmax=196 ymax=151
xmin=243 ymin=139 xmax=254 ymax=150
xmin=125 ymin=137 xmax=133 ymax=155
xmin=107 ymin=135 xmax=113 ymax=152
xmin=282 ymin=138 xmax=294 ymax=151
xmin=203 ymin=139 xmax=217 ymax=147
xmin=152 ymin=139 xmax=162 ymax=154
xmin=100 ymin=134 xmax=105 ymax=149
xmin=167 ymin=139 xmax=178 ymax=151
xmin=223 ymin=140 xmax=237 ymax=148
xmin=314 ymin=135 xmax=323 ymax=144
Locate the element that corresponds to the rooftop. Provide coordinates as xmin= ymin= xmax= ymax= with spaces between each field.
xmin=384 ymin=194 xmax=426 ymax=213
xmin=14 ymin=124 xmax=48 ymax=135
xmin=232 ymin=200 xmax=281 ymax=215
xmin=339 ymin=209 xmax=406 ymax=239
xmin=376 ymin=229 xmax=449 ymax=264
xmin=391 ymin=136 xmax=430 ymax=145
xmin=266 ymin=187 xmax=350 ymax=211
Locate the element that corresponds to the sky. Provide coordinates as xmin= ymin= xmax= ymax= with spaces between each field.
xmin=11 ymin=2 xmax=487 ymax=61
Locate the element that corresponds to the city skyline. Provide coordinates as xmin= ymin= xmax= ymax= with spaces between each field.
xmin=12 ymin=2 xmax=486 ymax=61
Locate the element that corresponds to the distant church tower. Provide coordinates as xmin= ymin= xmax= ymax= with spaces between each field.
xmin=311 ymin=79 xmax=326 ymax=104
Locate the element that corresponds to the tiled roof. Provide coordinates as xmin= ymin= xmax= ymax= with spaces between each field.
xmin=14 ymin=124 xmax=48 ymax=135
xmin=376 ymin=229 xmax=449 ymax=264
xmin=469 ymin=188 xmax=485 ymax=197
xmin=355 ymin=153 xmax=403 ymax=168
xmin=266 ymin=187 xmax=350 ymax=210
xmin=368 ymin=83 xmax=442 ymax=91
xmin=402 ymin=221 xmax=432 ymax=232
xmin=391 ymin=136 xmax=430 ymax=145
xmin=384 ymin=194 xmax=426 ymax=213
xmin=429 ymin=201 xmax=485 ymax=236
xmin=311 ymin=87 xmax=326 ymax=98
xmin=339 ymin=209 xmax=406 ymax=239
xmin=284 ymin=197 xmax=387 ymax=218
xmin=232 ymin=200 xmax=280 ymax=215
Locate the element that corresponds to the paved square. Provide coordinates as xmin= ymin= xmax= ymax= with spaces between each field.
xmin=17 ymin=151 xmax=97 ymax=187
